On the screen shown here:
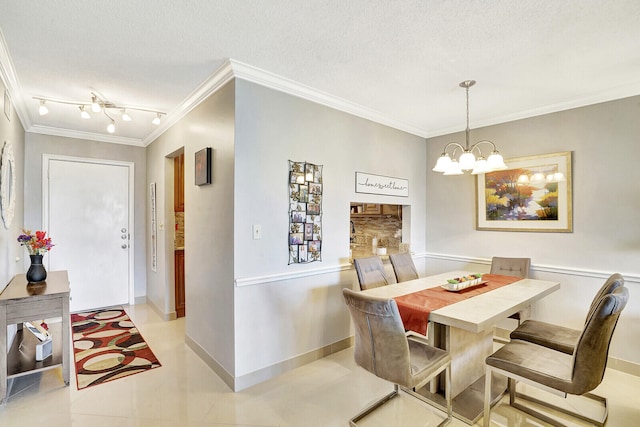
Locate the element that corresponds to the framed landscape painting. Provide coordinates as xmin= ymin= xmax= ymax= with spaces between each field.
xmin=476 ymin=151 xmax=572 ymax=232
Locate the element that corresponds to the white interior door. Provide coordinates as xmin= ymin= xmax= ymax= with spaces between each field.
xmin=45 ymin=156 xmax=133 ymax=312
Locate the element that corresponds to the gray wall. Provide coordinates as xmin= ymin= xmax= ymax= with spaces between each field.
xmin=0 ymin=82 xmax=25 ymax=289
xmin=146 ymin=81 xmax=237 ymax=376
xmin=144 ymin=78 xmax=427 ymax=390
xmin=425 ymin=95 xmax=640 ymax=366
xmin=232 ymin=80 xmax=427 ymax=386
xmin=24 ymin=133 xmax=147 ymax=299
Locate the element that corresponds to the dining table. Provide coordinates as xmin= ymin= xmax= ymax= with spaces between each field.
xmin=361 ymin=269 xmax=560 ymax=424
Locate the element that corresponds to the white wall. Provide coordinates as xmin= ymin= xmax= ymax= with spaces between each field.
xmin=23 ymin=133 xmax=147 ymax=300
xmin=232 ymin=80 xmax=427 ymax=385
xmin=425 ymin=95 xmax=640 ymax=367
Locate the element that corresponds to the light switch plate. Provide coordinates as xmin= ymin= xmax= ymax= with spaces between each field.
xmin=252 ymin=224 xmax=262 ymax=240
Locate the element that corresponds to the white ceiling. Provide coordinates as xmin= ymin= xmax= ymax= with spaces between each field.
xmin=1 ymin=1 xmax=640 ymax=146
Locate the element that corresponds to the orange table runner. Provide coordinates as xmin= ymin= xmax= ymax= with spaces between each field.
xmin=393 ymin=274 xmax=522 ymax=335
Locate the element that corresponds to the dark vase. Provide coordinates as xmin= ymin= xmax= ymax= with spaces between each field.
xmin=26 ymin=254 xmax=47 ymax=283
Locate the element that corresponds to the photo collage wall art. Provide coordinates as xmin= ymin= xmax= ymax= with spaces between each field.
xmin=289 ymin=160 xmax=322 ymax=264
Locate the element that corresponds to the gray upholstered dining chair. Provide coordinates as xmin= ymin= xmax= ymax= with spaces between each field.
xmin=389 ymin=252 xmax=419 ymax=282
xmin=342 ymin=288 xmax=452 ymax=427
xmin=483 ymin=286 xmax=628 ymax=427
xmin=490 ymin=256 xmax=531 ymax=329
xmin=490 ymin=256 xmax=531 ymax=279
xmin=353 ymin=256 xmax=389 ymax=290
xmin=510 ymin=273 xmax=624 ymax=354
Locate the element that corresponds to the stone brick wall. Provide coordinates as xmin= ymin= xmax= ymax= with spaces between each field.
xmin=350 ymin=214 xmax=402 ymax=254
xmin=175 ymin=211 xmax=184 ymax=249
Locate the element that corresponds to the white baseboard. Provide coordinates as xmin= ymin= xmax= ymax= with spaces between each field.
xmin=146 ymin=298 xmax=176 ymax=321
xmin=185 ymin=334 xmax=235 ymax=390
xmin=185 ymin=334 xmax=353 ymax=392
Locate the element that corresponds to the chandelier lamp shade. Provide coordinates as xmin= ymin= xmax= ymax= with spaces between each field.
xmin=33 ymin=92 xmax=165 ymax=134
xmin=432 ymin=80 xmax=507 ymax=175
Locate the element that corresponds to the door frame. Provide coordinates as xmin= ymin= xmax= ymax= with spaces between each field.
xmin=42 ymin=154 xmax=136 ymax=306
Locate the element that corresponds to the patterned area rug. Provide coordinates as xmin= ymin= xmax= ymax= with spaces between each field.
xmin=71 ymin=308 xmax=161 ymax=390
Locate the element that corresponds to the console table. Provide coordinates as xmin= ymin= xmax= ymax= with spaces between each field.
xmin=0 ymin=270 xmax=70 ymax=404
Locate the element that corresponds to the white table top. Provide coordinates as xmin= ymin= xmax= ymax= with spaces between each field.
xmin=362 ymin=270 xmax=560 ymax=333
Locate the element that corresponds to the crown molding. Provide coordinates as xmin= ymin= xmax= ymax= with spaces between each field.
xmin=143 ymin=58 xmax=427 ymax=146
xmin=28 ymin=124 xmax=145 ymax=146
xmin=427 ymin=82 xmax=640 ymax=138
xmin=142 ymin=59 xmax=235 ymax=146
xmin=228 ymin=59 xmax=427 ymax=138
xmin=0 ymin=28 xmax=31 ymax=131
xmin=4 ymin=29 xmax=640 ymax=146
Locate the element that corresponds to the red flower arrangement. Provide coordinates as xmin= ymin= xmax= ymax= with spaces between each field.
xmin=17 ymin=229 xmax=54 ymax=255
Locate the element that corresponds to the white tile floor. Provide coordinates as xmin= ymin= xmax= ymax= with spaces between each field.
xmin=1 ymin=303 xmax=639 ymax=426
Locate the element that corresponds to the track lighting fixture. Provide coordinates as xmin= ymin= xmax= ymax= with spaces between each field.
xmin=38 ymin=100 xmax=48 ymax=116
xmin=32 ymin=93 xmax=165 ymax=134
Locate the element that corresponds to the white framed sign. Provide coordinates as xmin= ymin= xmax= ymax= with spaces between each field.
xmin=355 ymin=172 xmax=408 ymax=197
xmin=150 ymin=182 xmax=157 ymax=271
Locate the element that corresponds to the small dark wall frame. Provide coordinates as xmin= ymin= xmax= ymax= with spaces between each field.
xmin=195 ymin=147 xmax=212 ymax=185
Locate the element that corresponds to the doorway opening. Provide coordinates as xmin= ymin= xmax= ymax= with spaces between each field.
xmin=349 ymin=202 xmax=410 ymax=259
xmin=173 ymin=151 xmax=185 ymax=318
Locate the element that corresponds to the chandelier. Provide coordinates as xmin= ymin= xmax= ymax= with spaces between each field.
xmin=432 ymin=80 xmax=507 ymax=175
xmin=33 ymin=92 xmax=165 ymax=134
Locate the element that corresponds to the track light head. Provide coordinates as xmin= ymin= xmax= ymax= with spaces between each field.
xmin=152 ymin=113 xmax=161 ymax=125
xmin=107 ymin=120 xmax=115 ymax=134
xmin=91 ymin=96 xmax=102 ymax=113
xmin=79 ymin=105 xmax=91 ymax=119
xmin=38 ymin=100 xmax=48 ymax=116
xmin=121 ymin=109 xmax=132 ymax=121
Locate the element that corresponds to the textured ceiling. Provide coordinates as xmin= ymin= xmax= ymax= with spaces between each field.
xmin=1 ymin=0 xmax=640 ymax=145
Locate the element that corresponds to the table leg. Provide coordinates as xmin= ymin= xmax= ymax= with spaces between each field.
xmin=417 ymin=323 xmax=505 ymax=425
xmin=61 ymin=296 xmax=70 ymax=386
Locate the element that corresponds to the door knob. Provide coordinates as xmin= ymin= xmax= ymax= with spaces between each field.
xmin=121 ymin=228 xmax=127 ymax=233
xmin=121 ymin=244 xmax=128 ymax=249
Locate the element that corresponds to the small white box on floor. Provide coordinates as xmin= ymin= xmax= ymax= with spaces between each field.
xmin=36 ymin=338 xmax=53 ymax=361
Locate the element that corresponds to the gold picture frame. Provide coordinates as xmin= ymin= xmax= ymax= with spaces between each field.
xmin=476 ymin=151 xmax=572 ymax=232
